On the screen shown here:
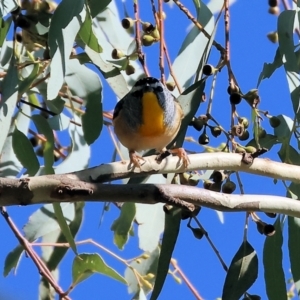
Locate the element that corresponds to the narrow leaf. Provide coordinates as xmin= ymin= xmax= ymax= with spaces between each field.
xmin=78 ymin=9 xmax=102 ymax=52
xmin=288 ymin=216 xmax=300 ymax=295
xmin=3 ymin=245 xmax=23 ymax=276
xmin=0 ymin=56 xmax=18 ymax=154
xmin=81 ymin=89 xmax=103 ymax=145
xmin=12 ymin=127 xmax=39 ymax=176
xmin=53 ymin=202 xmax=77 ymax=255
xmin=88 ymin=0 xmax=112 ymax=18
xmin=111 ymin=202 xmax=135 ymax=249
xmin=0 ymin=16 xmax=11 ymax=47
xmin=263 ymin=218 xmax=287 ymax=300
xmin=47 ymin=0 xmax=85 ymax=99
xmin=150 ymin=208 xmax=181 ymax=300
xmin=222 ymin=241 xmax=258 ymax=300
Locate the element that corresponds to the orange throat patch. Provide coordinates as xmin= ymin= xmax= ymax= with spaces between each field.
xmin=138 ymin=92 xmax=165 ymax=137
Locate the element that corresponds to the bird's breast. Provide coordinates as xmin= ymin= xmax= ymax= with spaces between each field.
xmin=138 ymin=92 xmax=165 ymax=136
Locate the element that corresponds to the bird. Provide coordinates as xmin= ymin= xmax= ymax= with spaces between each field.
xmin=113 ymin=76 xmax=190 ymax=168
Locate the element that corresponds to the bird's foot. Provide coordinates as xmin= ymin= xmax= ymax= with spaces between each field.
xmin=129 ymin=150 xmax=145 ymax=169
xmin=168 ymin=148 xmax=190 ymax=168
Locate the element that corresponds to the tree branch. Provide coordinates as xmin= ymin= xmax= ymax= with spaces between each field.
xmin=74 ymin=152 xmax=300 ymax=184
xmin=1 ymin=176 xmax=300 ymax=218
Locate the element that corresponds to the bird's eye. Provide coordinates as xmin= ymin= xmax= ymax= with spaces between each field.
xmin=155 ymin=86 xmax=163 ymax=92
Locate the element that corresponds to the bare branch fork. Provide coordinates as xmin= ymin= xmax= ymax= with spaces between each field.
xmin=1 ymin=153 xmax=300 ymax=217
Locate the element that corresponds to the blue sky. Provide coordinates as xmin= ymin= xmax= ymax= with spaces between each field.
xmin=0 ymin=0 xmax=295 ymax=299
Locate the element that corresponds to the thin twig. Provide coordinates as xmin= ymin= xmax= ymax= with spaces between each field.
xmin=172 ymin=0 xmax=225 ymax=54
xmin=30 ymin=72 xmax=50 ymax=89
xmin=158 ymin=0 xmax=165 ymax=84
xmin=193 ymin=217 xmax=228 ymax=272
xmin=134 ymin=2 xmax=150 ymax=76
xmin=170 ymin=259 xmax=203 ymax=300
xmin=150 ymin=0 xmax=181 ymax=91
xmin=28 ymin=128 xmax=67 ymax=159
xmin=163 ymin=43 xmax=182 ymax=93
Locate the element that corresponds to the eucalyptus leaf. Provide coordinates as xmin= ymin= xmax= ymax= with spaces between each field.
xmin=0 ymin=56 xmax=18 ymax=154
xmin=53 ymin=203 xmax=77 ymax=255
xmin=150 ymin=208 xmax=181 ymax=300
xmin=78 ymin=8 xmax=102 ymax=52
xmin=47 ymin=0 xmax=86 ymax=99
xmin=72 ymin=253 xmax=127 ymax=286
xmin=111 ymin=202 xmax=136 ymax=250
xmin=88 ymin=0 xmax=112 ymax=18
xmin=222 ymin=241 xmax=258 ymax=300
xmin=263 ymin=218 xmax=286 ymax=300
xmin=0 ymin=16 xmax=11 ymax=47
xmin=3 ymin=245 xmax=23 ymax=277
xmin=288 ymin=215 xmax=300 ymax=295
xmin=12 ymin=127 xmax=39 ymax=176
xmin=257 ymin=48 xmax=283 ymax=87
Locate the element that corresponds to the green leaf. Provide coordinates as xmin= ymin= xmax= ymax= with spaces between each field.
xmin=246 ymin=134 xmax=279 ymax=150
xmin=257 ymin=48 xmax=283 ymax=87
xmin=150 ymin=207 xmax=181 ymax=300
xmin=111 ymin=202 xmax=135 ymax=250
xmin=0 ymin=16 xmax=11 ymax=47
xmin=3 ymin=245 xmax=23 ymax=277
xmin=47 ymin=114 xmax=70 ymax=131
xmin=263 ymin=217 xmax=287 ymax=300
xmin=278 ymin=10 xmax=298 ymax=72
xmin=0 ymin=56 xmax=18 ymax=154
xmin=278 ymin=144 xmax=300 ymax=165
xmin=88 ymin=0 xmax=112 ymax=18
xmin=274 ymin=115 xmax=294 ymax=142
xmin=53 ymin=202 xmax=77 ymax=255
xmin=31 ymin=114 xmax=54 ymax=174
xmin=288 ymin=216 xmax=300 ymax=295
xmin=81 ymin=89 xmax=103 ymax=145
xmin=47 ymin=0 xmax=85 ymax=99
xmin=72 ymin=253 xmax=127 ymax=286
xmin=45 ymin=98 xmax=65 ymax=114
xmin=222 ymin=241 xmax=258 ymax=300
xmin=12 ymin=127 xmax=39 ymax=176
xmin=277 ymin=11 xmax=300 ymax=120
xmin=78 ymin=9 xmax=102 ymax=52
xmin=287 ymin=182 xmax=300 ymax=294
